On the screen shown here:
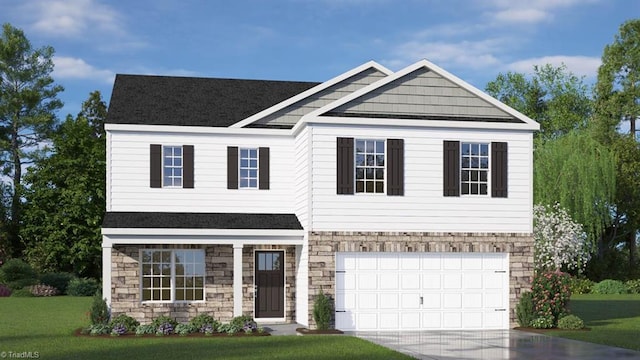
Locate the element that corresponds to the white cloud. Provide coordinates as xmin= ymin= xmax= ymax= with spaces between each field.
xmin=21 ymin=0 xmax=123 ymax=38
xmin=483 ymin=0 xmax=600 ymax=25
xmin=53 ymin=56 xmax=114 ymax=83
xmin=507 ymin=55 xmax=602 ymax=78
xmin=493 ymin=8 xmax=548 ymax=24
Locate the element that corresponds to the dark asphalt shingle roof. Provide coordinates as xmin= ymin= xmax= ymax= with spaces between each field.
xmin=102 ymin=212 xmax=303 ymax=230
xmin=106 ymin=74 xmax=319 ymax=127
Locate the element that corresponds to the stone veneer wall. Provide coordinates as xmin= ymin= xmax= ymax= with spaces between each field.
xmin=110 ymin=244 xmax=297 ymax=324
xmin=306 ymin=231 xmax=534 ymax=329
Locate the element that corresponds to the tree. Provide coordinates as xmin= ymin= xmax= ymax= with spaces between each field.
xmin=486 ymin=64 xmax=592 ymax=143
xmin=533 ymin=204 xmax=590 ymax=273
xmin=0 ymin=23 xmax=63 ymax=257
xmin=20 ymin=91 xmax=105 ymax=277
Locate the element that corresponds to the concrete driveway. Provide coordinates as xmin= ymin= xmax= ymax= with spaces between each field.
xmin=350 ymin=330 xmax=640 ymax=360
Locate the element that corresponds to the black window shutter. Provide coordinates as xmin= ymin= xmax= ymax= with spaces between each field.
xmin=227 ymin=146 xmax=238 ymax=189
xmin=150 ymin=144 xmax=162 ymax=188
xmin=259 ymin=147 xmax=270 ymax=190
xmin=443 ymin=141 xmax=460 ymax=196
xmin=387 ymin=139 xmax=404 ymax=196
xmin=183 ymin=145 xmax=194 ymax=188
xmin=336 ymin=137 xmax=354 ymax=194
xmin=491 ymin=142 xmax=508 ymax=198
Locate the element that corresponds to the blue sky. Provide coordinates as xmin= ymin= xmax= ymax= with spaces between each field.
xmin=2 ymin=0 xmax=637 ymax=118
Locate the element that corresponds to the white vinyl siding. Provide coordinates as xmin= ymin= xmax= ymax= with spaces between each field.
xmin=294 ymin=127 xmax=310 ymax=229
xmin=108 ymin=131 xmax=295 ymax=213
xmin=309 ymin=124 xmax=533 ymax=233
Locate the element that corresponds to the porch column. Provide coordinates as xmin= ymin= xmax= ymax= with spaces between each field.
xmin=233 ymin=244 xmax=244 ymax=317
xmin=102 ymin=242 xmax=112 ymax=306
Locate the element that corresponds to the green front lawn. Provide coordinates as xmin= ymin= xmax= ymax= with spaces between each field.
xmin=548 ymin=294 xmax=640 ymax=351
xmin=0 ymin=297 xmax=412 ymax=360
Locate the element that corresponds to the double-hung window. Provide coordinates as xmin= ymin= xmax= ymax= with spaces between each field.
xmin=355 ymin=139 xmax=385 ymax=193
xmin=461 ymin=142 xmax=489 ymax=195
xmin=163 ymin=146 xmax=183 ymax=187
xmin=239 ymin=148 xmax=259 ymax=189
xmin=141 ymin=249 xmax=205 ymax=302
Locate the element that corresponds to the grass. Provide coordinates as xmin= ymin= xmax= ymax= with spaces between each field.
xmin=547 ymin=294 xmax=640 ymax=351
xmin=0 ymin=296 xmax=412 ymax=360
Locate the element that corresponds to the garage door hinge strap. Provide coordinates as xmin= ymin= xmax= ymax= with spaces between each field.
xmin=495 ymin=308 xmax=507 ymax=311
xmin=336 ymin=310 xmax=346 ymax=313
xmin=336 ymin=270 xmax=346 ymax=273
xmin=494 ymin=270 xmax=506 ymax=273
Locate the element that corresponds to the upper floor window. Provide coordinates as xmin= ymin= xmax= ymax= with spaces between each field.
xmin=163 ymin=146 xmax=183 ymax=187
xmin=141 ymin=249 xmax=205 ymax=302
xmin=355 ymin=139 xmax=385 ymax=193
xmin=239 ymin=148 xmax=259 ymax=188
xmin=461 ymin=142 xmax=489 ymax=195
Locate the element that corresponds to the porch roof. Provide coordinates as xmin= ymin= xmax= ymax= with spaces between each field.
xmin=102 ymin=212 xmax=303 ymax=230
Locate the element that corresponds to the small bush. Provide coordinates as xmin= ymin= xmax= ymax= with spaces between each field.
xmin=190 ymin=314 xmax=220 ymax=333
xmin=135 ymin=324 xmax=156 ymax=336
xmin=532 ymin=271 xmax=571 ymax=326
xmin=10 ymin=288 xmax=34 ymax=297
xmin=89 ymin=324 xmax=112 ymax=335
xmin=0 ymin=259 xmax=38 ymax=287
xmin=313 ymin=292 xmax=333 ymax=330
xmin=201 ymin=323 xmax=216 ymax=335
xmin=89 ymin=293 xmax=110 ymax=325
xmin=40 ymin=272 xmax=75 ymax=294
xmin=0 ymin=284 xmax=11 ymax=297
xmin=592 ymin=279 xmax=628 ymax=294
xmin=557 ymin=315 xmax=585 ymax=330
xmin=531 ymin=316 xmax=554 ymax=329
xmin=218 ymin=323 xmax=242 ymax=334
xmin=568 ymin=277 xmax=594 ymax=295
xmin=110 ymin=314 xmax=139 ymax=333
xmin=110 ymin=323 xmax=128 ymax=336
xmin=516 ymin=291 xmax=535 ymax=327
xmin=625 ymin=279 xmax=640 ymax=294
xmin=175 ymin=323 xmax=198 ymax=336
xmin=67 ymin=278 xmax=100 ymax=296
xmin=156 ymin=322 xmax=174 ymax=336
xmin=151 ymin=315 xmax=178 ymax=329
xmin=29 ymin=284 xmax=59 ymax=297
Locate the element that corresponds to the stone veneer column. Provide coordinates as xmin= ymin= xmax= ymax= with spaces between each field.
xmin=233 ymin=244 xmax=243 ymax=317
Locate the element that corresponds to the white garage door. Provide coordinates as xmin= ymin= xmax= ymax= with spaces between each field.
xmin=335 ymin=252 xmax=509 ymax=331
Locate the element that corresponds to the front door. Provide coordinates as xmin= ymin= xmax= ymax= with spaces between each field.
xmin=255 ymin=251 xmax=285 ymax=318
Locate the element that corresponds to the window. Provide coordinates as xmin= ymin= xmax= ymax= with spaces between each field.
xmin=163 ymin=146 xmax=183 ymax=187
xmin=141 ymin=249 xmax=205 ymax=302
xmin=239 ymin=148 xmax=259 ymax=188
xmin=461 ymin=142 xmax=489 ymax=195
xmin=355 ymin=139 xmax=385 ymax=193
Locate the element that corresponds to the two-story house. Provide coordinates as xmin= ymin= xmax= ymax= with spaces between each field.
xmin=101 ymin=59 xmax=539 ymax=331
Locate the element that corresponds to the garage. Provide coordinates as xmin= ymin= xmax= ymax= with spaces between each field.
xmin=335 ymin=252 xmax=509 ymax=331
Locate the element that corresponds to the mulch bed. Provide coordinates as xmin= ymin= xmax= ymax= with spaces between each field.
xmin=74 ymin=328 xmax=270 ymax=338
xmin=514 ymin=327 xmax=591 ymax=334
xmin=295 ymin=328 xmax=344 ymax=335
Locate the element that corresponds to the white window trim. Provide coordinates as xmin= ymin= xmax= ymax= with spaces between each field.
xmin=460 ymin=142 xmax=490 ymax=196
xmin=239 ymin=147 xmax=259 ymax=189
xmin=140 ymin=248 xmax=206 ymax=304
xmin=354 ymin=138 xmax=386 ymax=195
xmin=162 ymin=145 xmax=183 ymax=188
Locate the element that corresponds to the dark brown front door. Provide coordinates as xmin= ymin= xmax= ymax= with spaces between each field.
xmin=255 ymin=251 xmax=284 ymax=318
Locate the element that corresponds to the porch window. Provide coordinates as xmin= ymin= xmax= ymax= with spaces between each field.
xmin=141 ymin=249 xmax=205 ymax=302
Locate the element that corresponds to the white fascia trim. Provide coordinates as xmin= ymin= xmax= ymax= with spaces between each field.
xmin=102 ymin=228 xmax=305 ymax=237
xmin=104 ymin=123 xmax=291 ymax=137
xmin=298 ymin=59 xmax=541 ymax=131
xmin=304 ymin=116 xmax=540 ymax=131
xmin=102 ymin=236 xmax=304 ymax=247
xmin=229 ymin=61 xmax=393 ymax=129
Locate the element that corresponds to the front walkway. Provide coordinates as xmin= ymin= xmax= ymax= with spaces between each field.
xmin=350 ymin=330 xmax=640 ymax=360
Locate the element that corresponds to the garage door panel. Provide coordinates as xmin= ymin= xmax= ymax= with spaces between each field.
xmin=335 ymin=252 xmax=509 ymax=331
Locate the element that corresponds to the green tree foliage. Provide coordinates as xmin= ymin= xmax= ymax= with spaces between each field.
xmin=0 ymin=23 xmax=63 ymax=257
xmin=20 ymin=91 xmax=105 ymax=278
xmin=534 ymin=131 xmax=616 ymax=248
xmin=485 ymin=64 xmax=592 ymax=142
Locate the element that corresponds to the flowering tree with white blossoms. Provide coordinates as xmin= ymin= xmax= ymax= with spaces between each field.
xmin=533 ymin=203 xmax=591 ymax=273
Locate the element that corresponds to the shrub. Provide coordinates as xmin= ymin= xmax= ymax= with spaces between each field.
xmin=568 ymin=276 xmax=594 ymax=295
xmin=40 ymin=272 xmax=75 ymax=294
xmin=625 ymin=279 xmax=640 ymax=294
xmin=592 ymin=279 xmax=628 ymax=294
xmin=313 ymin=292 xmax=333 ymax=330
xmin=0 ymin=284 xmax=11 ymax=297
xmin=156 ymin=322 xmax=174 ymax=336
xmin=516 ymin=291 xmax=535 ymax=327
xmin=531 ymin=271 xmax=571 ymax=326
xmin=89 ymin=293 xmax=110 ymax=325
xmin=531 ymin=316 xmax=554 ymax=329
xmin=89 ymin=324 xmax=112 ymax=335
xmin=0 ymin=259 xmax=38 ymax=289
xmin=230 ymin=315 xmax=256 ymax=333
xmin=218 ymin=323 xmax=242 ymax=334
xmin=557 ymin=315 xmax=585 ymax=330
xmin=190 ymin=314 xmax=220 ymax=333
xmin=135 ymin=324 xmax=156 ymax=336
xmin=67 ymin=278 xmax=100 ymax=296
xmin=110 ymin=323 xmax=128 ymax=336
xmin=10 ymin=288 xmax=34 ymax=297
xmin=110 ymin=314 xmax=139 ymax=333
xmin=151 ymin=315 xmax=178 ymax=329
xmin=201 ymin=323 xmax=216 ymax=335
xmin=29 ymin=284 xmax=59 ymax=297
xmin=175 ymin=323 xmax=198 ymax=336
